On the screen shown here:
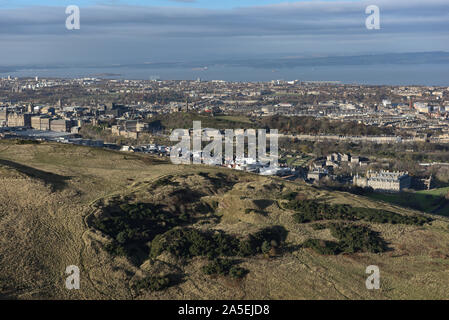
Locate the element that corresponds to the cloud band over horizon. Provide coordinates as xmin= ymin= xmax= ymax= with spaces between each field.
xmin=0 ymin=0 xmax=448 ymax=68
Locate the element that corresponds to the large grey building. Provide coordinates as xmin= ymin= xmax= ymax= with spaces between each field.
xmin=353 ymin=170 xmax=411 ymax=192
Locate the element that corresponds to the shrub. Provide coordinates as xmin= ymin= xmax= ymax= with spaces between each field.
xmin=152 ymin=175 xmax=176 ymax=187
xmin=92 ymin=202 xmax=190 ymax=261
xmin=351 ymin=207 xmax=431 ymax=226
xmin=202 ymin=258 xmax=234 ymax=276
xmin=311 ymin=223 xmax=327 ymax=230
xmin=151 ymin=226 xmax=288 ymax=259
xmin=329 ymin=223 xmax=387 ymax=254
xmin=202 ymin=259 xmax=248 ymax=279
xmin=303 ymin=239 xmax=341 ymax=255
xmin=229 ymin=266 xmax=249 ymax=279
xmin=150 ymin=228 xmax=240 ymax=259
xmin=238 ymin=226 xmax=288 ymax=257
xmin=15 ymin=139 xmax=40 ymax=145
xmin=303 ymin=223 xmax=388 ymax=255
xmin=261 ymin=241 xmax=272 ymax=254
xmin=104 ymin=241 xmax=128 ymax=256
xmin=287 ymin=199 xmax=432 ymax=226
xmin=238 ymin=240 xmax=254 ymax=257
xmin=281 ymin=191 xmax=298 ymax=201
xmin=133 ymin=275 xmax=171 ymax=292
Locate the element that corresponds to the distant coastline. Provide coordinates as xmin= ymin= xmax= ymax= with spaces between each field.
xmin=1 ymin=52 xmax=449 ymax=86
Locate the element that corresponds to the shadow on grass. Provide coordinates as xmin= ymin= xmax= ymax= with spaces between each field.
xmin=0 ymin=159 xmax=70 ymax=191
xmin=167 ymin=273 xmax=187 ymax=287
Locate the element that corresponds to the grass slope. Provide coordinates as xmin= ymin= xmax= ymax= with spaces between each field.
xmin=368 ymin=190 xmax=449 ymax=217
xmin=0 ymin=140 xmax=448 ymax=300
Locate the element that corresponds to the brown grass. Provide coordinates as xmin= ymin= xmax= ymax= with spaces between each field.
xmin=0 ymin=140 xmax=448 ymax=300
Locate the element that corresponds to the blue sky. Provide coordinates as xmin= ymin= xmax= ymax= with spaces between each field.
xmin=1 ymin=0 xmax=302 ymax=9
xmin=0 ymin=0 xmax=448 ymax=70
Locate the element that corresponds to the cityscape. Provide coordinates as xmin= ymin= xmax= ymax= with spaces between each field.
xmin=2 ymin=77 xmax=449 ymax=192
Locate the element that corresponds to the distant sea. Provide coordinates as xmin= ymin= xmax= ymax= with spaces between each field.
xmin=2 ymin=63 xmax=449 ymax=86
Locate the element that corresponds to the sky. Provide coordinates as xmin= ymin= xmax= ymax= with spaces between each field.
xmin=0 ymin=0 xmax=448 ymax=79
xmin=1 ymin=0 xmax=311 ymax=9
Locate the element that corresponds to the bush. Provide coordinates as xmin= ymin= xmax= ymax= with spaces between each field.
xmin=202 ymin=258 xmax=248 ymax=279
xmin=287 ymin=199 xmax=432 ymax=226
xmin=281 ymin=191 xmax=298 ymax=201
xmin=152 ymin=176 xmax=176 ymax=187
xmin=329 ymin=223 xmax=387 ymax=254
xmin=238 ymin=226 xmax=288 ymax=257
xmin=150 ymin=228 xmax=240 ymax=259
xmin=261 ymin=241 xmax=272 ymax=254
xmin=202 ymin=258 xmax=234 ymax=276
xmin=15 ymin=139 xmax=40 ymax=145
xmin=351 ymin=207 xmax=431 ymax=226
xmin=238 ymin=240 xmax=254 ymax=257
xmin=95 ymin=198 xmax=289 ymax=279
xmin=229 ymin=266 xmax=249 ymax=279
xmin=152 ymin=226 xmax=287 ymax=259
xmin=311 ymin=223 xmax=327 ymax=230
xmin=133 ymin=275 xmax=171 ymax=292
xmin=104 ymin=241 xmax=128 ymax=256
xmin=92 ymin=202 xmax=190 ymax=261
xmin=303 ymin=239 xmax=341 ymax=255
xmin=303 ymin=223 xmax=388 ymax=255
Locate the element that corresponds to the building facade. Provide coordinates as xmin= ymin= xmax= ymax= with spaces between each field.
xmin=353 ymin=170 xmax=411 ymax=192
xmin=31 ymin=116 xmax=51 ymax=130
xmin=7 ymin=113 xmax=32 ymax=127
xmin=50 ymin=119 xmax=71 ymax=132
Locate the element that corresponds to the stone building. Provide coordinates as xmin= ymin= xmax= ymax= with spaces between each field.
xmin=50 ymin=119 xmax=71 ymax=132
xmin=31 ymin=116 xmax=51 ymax=130
xmin=307 ymin=168 xmax=328 ymax=181
xmin=111 ymin=125 xmax=139 ymax=139
xmin=111 ymin=120 xmax=149 ymax=139
xmin=7 ymin=113 xmax=32 ymax=127
xmin=353 ymin=170 xmax=411 ymax=192
xmin=121 ymin=120 xmax=149 ymax=133
xmin=327 ymin=153 xmax=351 ymax=162
xmin=0 ymin=110 xmax=8 ymax=125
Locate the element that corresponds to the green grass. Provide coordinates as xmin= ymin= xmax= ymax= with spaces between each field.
xmin=284 ymin=154 xmax=312 ymax=167
xmin=214 ymin=115 xmax=253 ymax=124
xmin=417 ymin=187 xmax=449 ymax=197
xmin=151 ymin=112 xmax=255 ymax=130
xmin=367 ymin=191 xmax=449 ymax=217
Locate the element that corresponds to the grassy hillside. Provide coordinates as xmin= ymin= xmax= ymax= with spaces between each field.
xmin=0 ymin=140 xmax=448 ymax=300
xmin=417 ymin=187 xmax=449 ymax=197
xmin=368 ymin=189 xmax=449 ymax=217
